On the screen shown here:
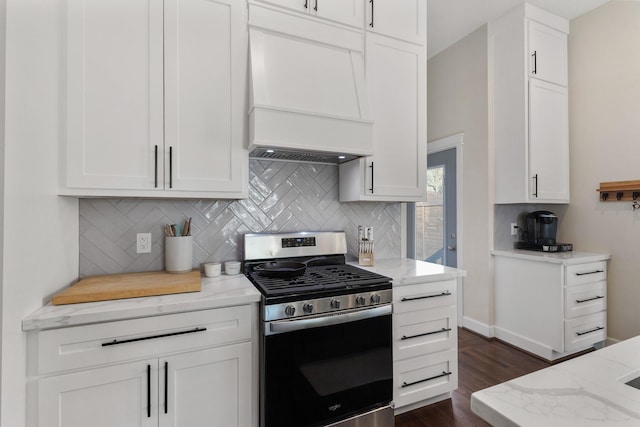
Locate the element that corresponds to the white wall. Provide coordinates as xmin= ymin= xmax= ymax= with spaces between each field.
xmin=565 ymin=0 xmax=640 ymax=341
xmin=1 ymin=1 xmax=79 ymax=425
xmin=427 ymin=26 xmax=493 ymax=333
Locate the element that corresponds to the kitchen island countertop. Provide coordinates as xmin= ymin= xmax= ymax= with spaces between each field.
xmin=351 ymin=258 xmax=466 ymax=285
xmin=23 ymin=272 xmax=261 ymax=331
xmin=471 ymin=335 xmax=640 ymax=426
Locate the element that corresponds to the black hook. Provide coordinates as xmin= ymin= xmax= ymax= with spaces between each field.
xmin=633 ymin=192 xmax=639 ymax=201
xmin=617 ymin=192 xmax=624 ymax=200
xmin=602 ymin=192 xmax=608 ymax=201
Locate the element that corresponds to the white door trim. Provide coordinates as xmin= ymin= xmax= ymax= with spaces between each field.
xmin=428 ymin=133 xmax=464 ymax=325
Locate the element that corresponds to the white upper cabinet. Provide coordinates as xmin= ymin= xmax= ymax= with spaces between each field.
xmin=491 ymin=3 xmax=570 ymax=204
xmin=63 ymin=0 xmax=164 ymax=193
xmin=366 ymin=0 xmax=426 ymax=45
xmin=529 ymin=79 xmax=569 ymax=201
xmin=60 ymin=0 xmax=248 ymax=199
xmin=339 ymin=0 xmax=426 ymax=202
xmin=254 ymin=0 xmax=364 ymax=28
xmin=528 ymin=20 xmax=568 ymax=86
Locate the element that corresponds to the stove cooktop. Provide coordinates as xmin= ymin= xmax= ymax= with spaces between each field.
xmin=247 ymin=264 xmax=391 ymax=300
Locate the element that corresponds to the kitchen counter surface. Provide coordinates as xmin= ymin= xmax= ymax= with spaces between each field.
xmin=471 ymin=335 xmax=640 ymax=426
xmin=352 ymin=258 xmax=466 ymax=285
xmin=23 ymin=273 xmax=261 ymax=331
xmin=492 ymin=249 xmax=610 ymax=265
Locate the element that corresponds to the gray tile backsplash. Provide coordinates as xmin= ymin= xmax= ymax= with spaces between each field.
xmin=79 ymin=160 xmax=402 ymax=276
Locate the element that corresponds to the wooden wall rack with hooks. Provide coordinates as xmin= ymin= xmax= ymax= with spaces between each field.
xmin=597 ymin=180 xmax=640 ymax=201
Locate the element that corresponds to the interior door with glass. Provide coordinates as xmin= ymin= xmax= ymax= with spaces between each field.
xmin=416 ymin=148 xmax=457 ymax=267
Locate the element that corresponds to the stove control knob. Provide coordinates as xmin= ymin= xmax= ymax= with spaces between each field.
xmin=370 ymin=294 xmax=381 ymax=304
xmin=285 ymin=305 xmax=296 ymax=316
xmin=355 ymin=295 xmax=366 ymax=305
xmin=303 ymin=303 xmax=314 ymax=314
xmin=330 ymin=299 xmax=341 ymax=309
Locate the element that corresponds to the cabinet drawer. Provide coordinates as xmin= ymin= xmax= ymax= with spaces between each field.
xmin=565 ymin=262 xmax=606 ymax=286
xmin=564 ymin=312 xmax=606 ymax=352
xmin=564 ymin=281 xmax=606 ymax=319
xmin=393 ymin=306 xmax=456 ymax=361
xmin=38 ymin=305 xmax=252 ymax=374
xmin=393 ymin=348 xmax=458 ymax=409
xmin=393 ymin=280 xmax=456 ymax=314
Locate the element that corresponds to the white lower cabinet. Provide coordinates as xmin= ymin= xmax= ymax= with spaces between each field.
xmin=31 ymin=306 xmax=256 ymax=427
xmin=493 ymin=253 xmax=609 ymax=361
xmin=392 ymin=279 xmax=458 ymax=414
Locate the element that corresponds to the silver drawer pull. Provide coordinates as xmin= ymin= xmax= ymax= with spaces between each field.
xmin=401 ymin=327 xmax=452 ymax=341
xmin=401 ymin=371 xmax=452 ymax=388
xmin=102 ymin=327 xmax=207 ymax=347
xmin=401 ymin=291 xmax=451 ymax=302
xmin=575 ymin=270 xmax=604 ymax=276
xmin=576 ymin=326 xmax=604 ymax=336
xmin=575 ymin=295 xmax=604 ymax=304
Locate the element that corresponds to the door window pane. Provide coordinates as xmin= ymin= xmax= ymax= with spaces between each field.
xmin=416 ymin=165 xmax=444 ymax=264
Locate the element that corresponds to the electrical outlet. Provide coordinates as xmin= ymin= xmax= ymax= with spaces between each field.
xmin=137 ymin=233 xmax=152 ymax=253
xmin=510 ymin=223 xmax=518 ymax=236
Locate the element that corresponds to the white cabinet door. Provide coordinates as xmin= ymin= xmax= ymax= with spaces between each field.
xmin=64 ymin=0 xmax=164 ymax=191
xmin=340 ymin=34 xmax=426 ymax=202
xmin=528 ymin=20 xmax=567 ymax=86
xmin=313 ymin=0 xmax=363 ymax=28
xmin=61 ymin=0 xmax=248 ymax=198
xmin=160 ymin=343 xmax=252 ymax=427
xmin=529 ymin=79 xmax=569 ymax=202
xmin=255 ymin=0 xmax=363 ymax=27
xmin=366 ymin=0 xmax=426 ymax=45
xmin=164 ymin=0 xmax=247 ymax=194
xmin=39 ymin=360 xmax=158 ymax=427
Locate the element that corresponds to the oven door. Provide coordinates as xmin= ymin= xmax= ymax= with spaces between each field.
xmin=262 ymin=305 xmax=392 ymax=427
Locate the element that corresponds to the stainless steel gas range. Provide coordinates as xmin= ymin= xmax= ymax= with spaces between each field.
xmin=243 ymin=231 xmax=395 ymax=427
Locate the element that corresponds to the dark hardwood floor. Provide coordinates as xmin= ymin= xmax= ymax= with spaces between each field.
xmin=395 ymin=328 xmax=551 ymax=427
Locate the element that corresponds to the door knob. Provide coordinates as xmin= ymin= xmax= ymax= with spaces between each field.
xmin=447 ymin=245 xmax=457 ymax=251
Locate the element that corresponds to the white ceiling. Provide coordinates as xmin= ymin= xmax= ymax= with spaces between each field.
xmin=427 ymin=0 xmax=611 ymax=58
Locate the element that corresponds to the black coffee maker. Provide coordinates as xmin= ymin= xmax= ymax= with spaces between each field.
xmin=516 ymin=211 xmax=573 ymax=252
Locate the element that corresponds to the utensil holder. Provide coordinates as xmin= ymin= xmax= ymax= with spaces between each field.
xmin=165 ymin=236 xmax=193 ymax=273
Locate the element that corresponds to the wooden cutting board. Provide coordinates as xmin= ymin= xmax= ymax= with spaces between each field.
xmin=52 ymin=270 xmax=201 ymax=305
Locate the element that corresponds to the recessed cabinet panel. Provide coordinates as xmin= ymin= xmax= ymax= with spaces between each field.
xmin=528 ymin=20 xmax=567 ymax=86
xmin=529 ymin=79 xmax=569 ymax=202
xmin=39 ymin=360 xmax=158 ymax=427
xmin=65 ymin=0 xmax=164 ymax=190
xmin=366 ymin=0 xmax=426 ymax=45
xmin=160 ymin=343 xmax=251 ymax=427
xmin=164 ymin=0 xmax=246 ymax=192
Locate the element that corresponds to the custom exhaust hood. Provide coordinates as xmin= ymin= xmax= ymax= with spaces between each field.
xmin=248 ymin=4 xmax=373 ymax=163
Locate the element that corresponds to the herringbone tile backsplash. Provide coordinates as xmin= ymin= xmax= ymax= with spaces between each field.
xmin=79 ymin=160 xmax=402 ymax=276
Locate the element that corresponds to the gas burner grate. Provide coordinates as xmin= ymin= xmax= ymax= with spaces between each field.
xmin=247 ymin=264 xmax=391 ymax=298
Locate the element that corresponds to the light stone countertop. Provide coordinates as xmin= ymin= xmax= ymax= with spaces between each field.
xmin=22 ymin=273 xmax=261 ymax=331
xmin=351 ymin=258 xmax=466 ymax=285
xmin=492 ymin=249 xmax=610 ymax=265
xmin=471 ymin=335 xmax=640 ymax=426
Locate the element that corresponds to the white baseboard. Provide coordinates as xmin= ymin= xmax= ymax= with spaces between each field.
xmin=462 ymin=316 xmax=494 ymax=338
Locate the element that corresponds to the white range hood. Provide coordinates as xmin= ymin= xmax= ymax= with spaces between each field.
xmin=248 ymin=4 xmax=373 ymax=162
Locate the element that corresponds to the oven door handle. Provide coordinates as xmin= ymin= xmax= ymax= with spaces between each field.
xmin=267 ymin=304 xmax=392 ymax=335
